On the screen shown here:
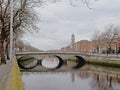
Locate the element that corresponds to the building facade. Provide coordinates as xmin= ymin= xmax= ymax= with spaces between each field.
xmin=60 ymin=34 xmax=120 ymax=54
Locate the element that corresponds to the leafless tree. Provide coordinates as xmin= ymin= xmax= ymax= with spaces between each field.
xmin=47 ymin=0 xmax=97 ymax=8
xmin=0 ymin=0 xmax=42 ymax=64
xmin=91 ymin=24 xmax=120 ymax=54
xmin=91 ymin=31 xmax=101 ymax=53
xmin=101 ymin=24 xmax=120 ymax=54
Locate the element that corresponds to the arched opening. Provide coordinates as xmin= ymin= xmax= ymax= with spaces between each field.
xmin=17 ymin=56 xmax=38 ymax=69
xmin=72 ymin=56 xmax=86 ymax=69
xmin=41 ymin=55 xmax=64 ymax=69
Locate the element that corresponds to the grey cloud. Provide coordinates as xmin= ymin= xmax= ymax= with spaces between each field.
xmin=23 ymin=0 xmax=120 ymax=50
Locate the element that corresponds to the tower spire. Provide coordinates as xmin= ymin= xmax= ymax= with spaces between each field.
xmin=71 ymin=33 xmax=75 ymax=51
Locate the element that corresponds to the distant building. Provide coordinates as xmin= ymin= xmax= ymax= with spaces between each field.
xmin=60 ymin=33 xmax=120 ymax=54
xmin=75 ymin=40 xmax=93 ymax=53
xmin=61 ymin=46 xmax=71 ymax=52
xmin=60 ymin=34 xmax=94 ymax=53
xmin=116 ymin=38 xmax=120 ymax=53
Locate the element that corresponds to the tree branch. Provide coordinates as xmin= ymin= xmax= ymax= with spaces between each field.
xmin=3 ymin=0 xmax=10 ymax=16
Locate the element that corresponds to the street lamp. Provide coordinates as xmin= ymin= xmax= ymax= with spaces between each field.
xmin=10 ymin=0 xmax=13 ymax=61
xmin=113 ymin=41 xmax=117 ymax=55
xmin=114 ymin=41 xmax=118 ymax=55
xmin=114 ymin=27 xmax=119 ymax=55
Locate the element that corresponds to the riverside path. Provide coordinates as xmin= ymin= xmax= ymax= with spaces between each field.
xmin=0 ymin=60 xmax=12 ymax=90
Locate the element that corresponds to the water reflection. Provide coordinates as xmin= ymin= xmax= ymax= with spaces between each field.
xmin=19 ymin=55 xmax=86 ymax=70
xmin=90 ymin=73 xmax=120 ymax=90
xmin=22 ymin=65 xmax=120 ymax=90
xmin=41 ymin=56 xmax=60 ymax=69
xmin=18 ymin=56 xmax=38 ymax=69
xmin=67 ymin=60 xmax=78 ymax=67
xmin=22 ymin=72 xmax=91 ymax=90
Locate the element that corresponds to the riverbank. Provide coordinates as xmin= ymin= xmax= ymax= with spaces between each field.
xmin=87 ymin=60 xmax=120 ymax=68
xmin=8 ymin=57 xmax=24 ymax=90
xmin=0 ymin=57 xmax=24 ymax=90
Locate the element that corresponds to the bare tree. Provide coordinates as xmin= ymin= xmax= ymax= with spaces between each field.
xmin=101 ymin=24 xmax=119 ymax=54
xmin=91 ymin=31 xmax=101 ymax=53
xmin=92 ymin=24 xmax=120 ymax=54
xmin=0 ymin=0 xmax=42 ymax=64
xmin=47 ymin=0 xmax=97 ymax=8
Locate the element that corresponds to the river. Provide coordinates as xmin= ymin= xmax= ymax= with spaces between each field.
xmin=21 ymin=63 xmax=120 ymax=90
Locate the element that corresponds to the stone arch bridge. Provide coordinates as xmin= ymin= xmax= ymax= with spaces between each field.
xmin=16 ymin=52 xmax=120 ymax=70
xmin=16 ymin=52 xmax=90 ymax=60
xmin=16 ymin=52 xmax=120 ymax=62
xmin=16 ymin=52 xmax=89 ymax=69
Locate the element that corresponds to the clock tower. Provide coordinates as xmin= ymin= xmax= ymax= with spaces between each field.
xmin=71 ymin=34 xmax=75 ymax=51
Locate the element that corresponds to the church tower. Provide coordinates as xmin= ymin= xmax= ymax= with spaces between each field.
xmin=71 ymin=34 xmax=75 ymax=51
xmin=71 ymin=34 xmax=75 ymax=45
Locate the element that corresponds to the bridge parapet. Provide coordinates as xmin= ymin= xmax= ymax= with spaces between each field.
xmin=16 ymin=52 xmax=88 ymax=60
xmin=16 ymin=52 xmax=120 ymax=62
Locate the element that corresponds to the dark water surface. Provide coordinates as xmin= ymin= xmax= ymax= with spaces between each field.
xmin=22 ymin=65 xmax=120 ymax=90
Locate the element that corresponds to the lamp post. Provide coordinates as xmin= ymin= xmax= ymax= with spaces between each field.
xmin=114 ymin=27 xmax=118 ymax=55
xmin=10 ymin=0 xmax=13 ymax=61
xmin=113 ymin=41 xmax=117 ymax=55
xmin=115 ymin=42 xmax=117 ymax=55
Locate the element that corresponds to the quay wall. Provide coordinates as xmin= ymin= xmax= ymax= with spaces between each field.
xmin=5 ymin=57 xmax=24 ymax=90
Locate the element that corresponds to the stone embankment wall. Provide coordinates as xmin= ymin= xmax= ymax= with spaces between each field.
xmin=82 ymin=54 xmax=120 ymax=62
xmin=6 ymin=57 xmax=24 ymax=90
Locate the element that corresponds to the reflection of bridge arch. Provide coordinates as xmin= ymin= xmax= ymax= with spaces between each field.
xmin=17 ymin=56 xmax=38 ymax=69
xmin=72 ymin=56 xmax=86 ymax=69
xmin=16 ymin=52 xmax=89 ymax=69
xmin=17 ymin=56 xmax=86 ymax=70
xmin=17 ymin=55 xmax=64 ymax=70
xmin=54 ymin=55 xmax=64 ymax=69
xmin=18 ymin=54 xmax=86 ymax=69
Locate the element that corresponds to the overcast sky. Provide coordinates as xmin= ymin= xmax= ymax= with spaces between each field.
xmin=22 ymin=0 xmax=120 ymax=51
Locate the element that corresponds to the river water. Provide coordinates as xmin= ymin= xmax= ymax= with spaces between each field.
xmin=21 ymin=58 xmax=120 ymax=90
xmin=22 ymin=66 xmax=120 ymax=90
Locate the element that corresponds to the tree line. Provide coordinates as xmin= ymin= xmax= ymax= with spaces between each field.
xmin=0 ymin=0 xmax=42 ymax=64
xmin=91 ymin=24 xmax=120 ymax=54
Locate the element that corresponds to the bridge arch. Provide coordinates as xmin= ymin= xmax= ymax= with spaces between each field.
xmin=40 ymin=55 xmax=64 ymax=69
xmin=54 ymin=55 xmax=64 ymax=69
xmin=17 ymin=56 xmax=38 ymax=70
xmin=72 ymin=56 xmax=86 ymax=69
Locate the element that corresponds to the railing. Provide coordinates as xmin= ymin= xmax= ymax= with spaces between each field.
xmin=16 ymin=52 xmax=86 ymax=55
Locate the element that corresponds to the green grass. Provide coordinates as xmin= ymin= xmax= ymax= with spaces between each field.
xmin=87 ymin=60 xmax=120 ymax=68
xmin=18 ymin=55 xmax=36 ymax=66
xmin=18 ymin=55 xmax=35 ymax=61
xmin=20 ymin=59 xmax=35 ymax=66
xmin=64 ymin=58 xmax=78 ymax=64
